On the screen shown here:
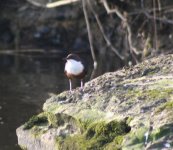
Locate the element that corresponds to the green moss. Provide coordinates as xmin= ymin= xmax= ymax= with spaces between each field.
xmin=130 ymin=127 xmax=148 ymax=144
xmin=156 ymin=101 xmax=173 ymax=113
xmin=19 ymin=145 xmax=27 ymax=150
xmin=126 ymin=87 xmax=173 ymax=102
xmin=23 ymin=112 xmax=67 ymax=130
xmin=122 ymin=78 xmax=173 ymax=104
xmin=122 ymin=143 xmax=144 ymax=150
xmin=103 ymin=136 xmax=124 ymax=150
xmin=122 ymin=127 xmax=148 ymax=150
xmin=125 ymin=116 xmax=134 ymax=125
xmin=150 ymin=123 xmax=173 ymax=141
xmin=75 ymin=109 xmax=105 ymax=123
xmin=24 ymin=112 xmax=80 ymax=138
xmin=23 ymin=114 xmax=48 ymax=130
xmin=86 ymin=120 xmax=130 ymax=140
xmin=46 ymin=112 xmax=58 ymax=127
xmin=141 ymin=67 xmax=160 ymax=76
xmin=31 ymin=126 xmax=47 ymax=137
xmin=56 ymin=135 xmax=86 ymax=150
xmin=61 ymin=134 xmax=122 ymax=150
xmin=56 ymin=119 xmax=131 ymax=150
xmin=78 ymin=118 xmax=94 ymax=132
xmin=44 ymin=103 xmax=61 ymax=113
xmin=124 ymin=124 xmax=173 ymax=149
xmin=55 ymin=113 xmax=78 ymax=128
xmin=153 ymin=79 xmax=173 ymax=88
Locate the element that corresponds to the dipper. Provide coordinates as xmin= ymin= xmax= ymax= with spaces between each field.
xmin=64 ymin=53 xmax=87 ymax=91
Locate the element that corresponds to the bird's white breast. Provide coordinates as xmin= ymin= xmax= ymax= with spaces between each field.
xmin=65 ymin=59 xmax=84 ymax=75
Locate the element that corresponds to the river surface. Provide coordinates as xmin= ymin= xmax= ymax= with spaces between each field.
xmin=0 ymin=52 xmax=122 ymax=150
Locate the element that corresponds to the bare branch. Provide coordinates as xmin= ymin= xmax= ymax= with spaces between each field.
xmin=82 ymin=0 xmax=97 ymax=69
xmin=101 ymin=0 xmax=126 ymax=21
xmin=101 ymin=0 xmax=140 ymax=55
xmin=126 ymin=25 xmax=140 ymax=55
xmin=128 ymin=5 xmax=173 ymax=15
xmin=153 ymin=0 xmax=158 ymax=50
xmin=26 ymin=0 xmax=47 ymax=7
xmin=46 ymin=0 xmax=80 ymax=8
xmin=157 ymin=0 xmax=161 ymax=12
xmin=144 ymin=11 xmax=173 ymax=24
xmin=88 ymin=1 xmax=124 ymax=60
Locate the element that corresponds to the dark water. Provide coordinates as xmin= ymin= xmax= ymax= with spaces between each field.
xmin=0 ymin=52 xmax=122 ymax=150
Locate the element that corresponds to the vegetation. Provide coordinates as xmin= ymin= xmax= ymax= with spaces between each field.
xmin=56 ymin=119 xmax=131 ymax=150
xmin=23 ymin=113 xmax=48 ymax=130
xmin=156 ymin=101 xmax=173 ymax=112
xmin=22 ymin=109 xmax=131 ymax=149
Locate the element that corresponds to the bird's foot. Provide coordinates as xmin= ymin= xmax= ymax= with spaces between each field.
xmin=79 ymin=87 xmax=84 ymax=93
xmin=69 ymin=90 xmax=75 ymax=94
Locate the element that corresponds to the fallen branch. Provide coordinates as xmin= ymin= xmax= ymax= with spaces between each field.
xmin=101 ymin=0 xmax=141 ymax=55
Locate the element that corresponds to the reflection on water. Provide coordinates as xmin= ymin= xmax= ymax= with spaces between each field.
xmin=0 ymin=52 xmax=122 ymax=150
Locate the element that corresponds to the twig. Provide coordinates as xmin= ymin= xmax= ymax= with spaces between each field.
xmin=87 ymin=0 xmax=124 ymax=60
xmin=46 ymin=0 xmax=80 ymax=8
xmin=157 ymin=0 xmax=162 ymax=28
xmin=126 ymin=25 xmax=140 ymax=55
xmin=144 ymin=11 xmax=173 ymax=24
xmin=82 ymin=0 xmax=97 ymax=69
xmin=157 ymin=0 xmax=161 ymax=12
xmin=26 ymin=0 xmax=46 ymax=7
xmin=128 ymin=5 xmax=173 ymax=15
xmin=101 ymin=0 xmax=126 ymax=21
xmin=101 ymin=0 xmax=140 ymax=55
xmin=153 ymin=0 xmax=158 ymax=50
xmin=141 ymin=0 xmax=144 ymax=8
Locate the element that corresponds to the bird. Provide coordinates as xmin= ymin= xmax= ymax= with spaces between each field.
xmin=64 ymin=53 xmax=87 ymax=92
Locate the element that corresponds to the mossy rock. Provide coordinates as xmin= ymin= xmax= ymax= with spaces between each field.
xmin=17 ymin=54 xmax=173 ymax=150
xmin=23 ymin=113 xmax=48 ymax=130
xmin=156 ymin=100 xmax=173 ymax=113
xmin=56 ymin=119 xmax=131 ymax=150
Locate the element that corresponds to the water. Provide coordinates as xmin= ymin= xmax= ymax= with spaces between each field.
xmin=0 ymin=52 xmax=122 ymax=150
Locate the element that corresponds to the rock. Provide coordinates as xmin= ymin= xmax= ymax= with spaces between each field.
xmin=16 ymin=54 xmax=173 ymax=150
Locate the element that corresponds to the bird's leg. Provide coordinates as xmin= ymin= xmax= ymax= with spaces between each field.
xmin=69 ymin=79 xmax=72 ymax=92
xmin=80 ymin=79 xmax=84 ymax=89
xmin=80 ymin=79 xmax=83 ymax=89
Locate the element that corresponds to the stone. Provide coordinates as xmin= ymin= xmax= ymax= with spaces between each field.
xmin=16 ymin=54 xmax=173 ymax=150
